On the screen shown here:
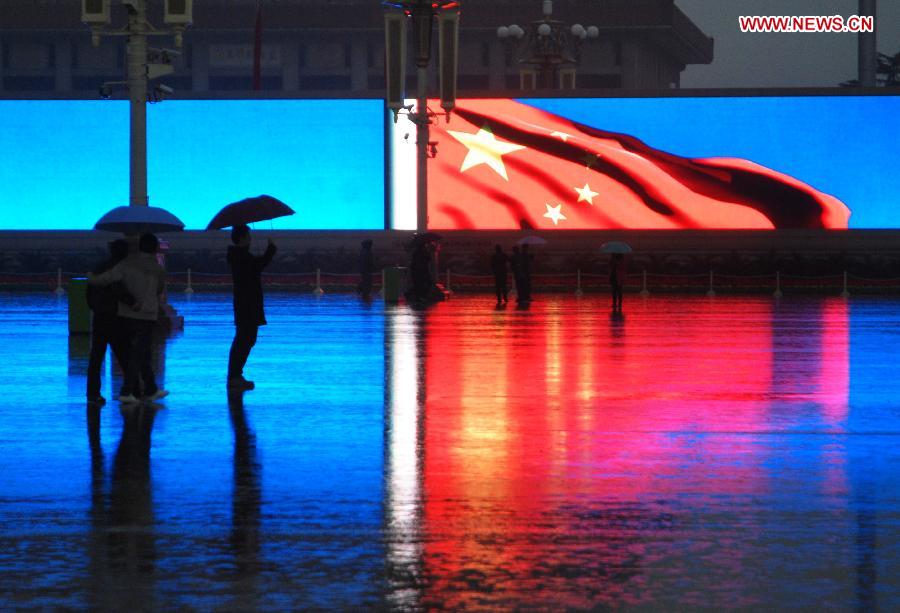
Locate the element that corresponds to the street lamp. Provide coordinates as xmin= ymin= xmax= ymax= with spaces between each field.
xmin=498 ymin=0 xmax=598 ymax=90
xmin=82 ymin=0 xmax=191 ymax=208
xmin=384 ymin=0 xmax=461 ymax=232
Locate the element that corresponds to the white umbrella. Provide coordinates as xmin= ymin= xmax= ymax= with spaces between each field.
xmin=95 ymin=206 xmax=185 ymax=234
xmin=517 ymin=236 xmax=547 ymax=246
xmin=600 ymin=241 xmax=632 ymax=254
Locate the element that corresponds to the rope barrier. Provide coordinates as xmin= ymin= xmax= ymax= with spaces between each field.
xmin=8 ymin=267 xmax=900 ymax=295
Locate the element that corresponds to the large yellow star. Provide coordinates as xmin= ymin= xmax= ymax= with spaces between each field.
xmin=543 ymin=203 xmax=567 ymax=226
xmin=447 ymin=124 xmax=526 ymax=181
xmin=574 ymin=183 xmax=599 ymax=205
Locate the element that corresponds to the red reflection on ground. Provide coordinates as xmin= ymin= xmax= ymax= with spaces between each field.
xmin=417 ymin=297 xmax=849 ymax=608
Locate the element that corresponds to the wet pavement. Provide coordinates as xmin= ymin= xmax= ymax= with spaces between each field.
xmin=1 ymin=291 xmax=900 ymax=610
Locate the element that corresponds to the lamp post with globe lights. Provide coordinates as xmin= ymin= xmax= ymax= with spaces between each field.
xmin=498 ymin=0 xmax=598 ymax=89
xmin=384 ymin=0 xmax=461 ymax=232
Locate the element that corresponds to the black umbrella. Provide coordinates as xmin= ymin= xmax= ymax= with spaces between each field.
xmin=207 ymin=195 xmax=295 ymax=230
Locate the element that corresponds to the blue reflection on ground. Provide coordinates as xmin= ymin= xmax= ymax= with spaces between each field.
xmin=0 ymin=292 xmax=899 ymax=609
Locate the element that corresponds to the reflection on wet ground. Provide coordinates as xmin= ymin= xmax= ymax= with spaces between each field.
xmin=1 ymin=292 xmax=899 ymax=609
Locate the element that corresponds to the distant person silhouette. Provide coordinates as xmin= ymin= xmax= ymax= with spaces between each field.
xmin=609 ymin=253 xmax=625 ymax=311
xmin=409 ymin=241 xmax=433 ymax=305
xmin=490 ymin=245 xmax=509 ymax=304
xmin=358 ymin=239 xmax=375 ymax=299
xmin=86 ymin=239 xmax=135 ymax=405
xmin=89 ymin=233 xmax=168 ymax=404
xmin=227 ymin=224 xmax=276 ymax=391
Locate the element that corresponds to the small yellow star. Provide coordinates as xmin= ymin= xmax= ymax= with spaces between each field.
xmin=447 ymin=124 xmax=526 ymax=181
xmin=543 ymin=203 xmax=567 ymax=226
xmin=550 ymin=131 xmax=572 ymax=142
xmin=574 ymin=183 xmax=600 ymax=205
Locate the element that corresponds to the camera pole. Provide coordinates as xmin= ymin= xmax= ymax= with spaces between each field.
xmin=127 ymin=0 xmax=149 ymax=207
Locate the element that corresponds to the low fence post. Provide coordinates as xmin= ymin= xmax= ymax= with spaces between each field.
xmin=313 ymin=268 xmax=325 ymax=296
xmin=841 ymin=270 xmax=850 ymax=298
xmin=575 ymin=269 xmax=584 ymax=297
xmin=640 ymin=269 xmax=650 ymax=297
xmin=445 ymin=268 xmax=453 ymax=295
xmin=55 ymin=268 xmax=65 ymax=296
xmin=706 ymin=270 xmax=716 ymax=297
xmin=185 ymin=268 xmax=195 ymax=295
xmin=773 ymin=271 xmax=783 ymax=298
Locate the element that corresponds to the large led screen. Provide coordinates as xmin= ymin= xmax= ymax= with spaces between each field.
xmin=0 ymin=100 xmax=129 ymax=230
xmin=0 ymin=99 xmax=385 ymax=230
xmin=390 ymin=96 xmax=900 ymax=230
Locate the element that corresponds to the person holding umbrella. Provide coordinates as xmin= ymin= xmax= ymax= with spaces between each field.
xmin=227 ymin=224 xmax=276 ymax=391
xmin=602 ymin=242 xmax=632 ymax=312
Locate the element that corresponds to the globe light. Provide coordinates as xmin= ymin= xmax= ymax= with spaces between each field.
xmin=510 ymin=24 xmax=524 ymax=39
xmin=571 ymin=24 xmax=586 ymax=39
xmin=497 ymin=25 xmax=509 ymax=39
xmin=537 ymin=23 xmax=552 ymax=37
xmin=586 ymin=25 xmax=599 ymax=39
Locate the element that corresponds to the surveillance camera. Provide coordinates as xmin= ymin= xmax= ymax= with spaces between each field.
xmin=156 ymin=84 xmax=174 ymax=96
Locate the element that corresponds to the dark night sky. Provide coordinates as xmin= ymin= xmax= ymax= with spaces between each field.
xmin=676 ymin=0 xmax=900 ymax=87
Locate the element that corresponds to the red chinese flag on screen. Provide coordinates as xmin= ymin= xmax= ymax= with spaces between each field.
xmin=425 ymin=99 xmax=850 ymax=230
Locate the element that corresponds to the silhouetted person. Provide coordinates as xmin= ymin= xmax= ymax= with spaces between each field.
xmin=358 ymin=239 xmax=375 ymax=299
xmin=227 ymin=224 xmax=276 ymax=391
xmin=490 ymin=245 xmax=509 ymax=304
xmin=89 ymin=233 xmax=167 ymax=404
xmin=86 ymin=239 xmax=135 ymax=405
xmin=519 ymin=244 xmax=534 ymax=303
xmin=610 ymin=253 xmax=625 ymax=311
xmin=409 ymin=242 xmax=433 ymax=305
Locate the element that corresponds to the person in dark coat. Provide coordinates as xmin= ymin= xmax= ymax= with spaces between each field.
xmin=227 ymin=224 xmax=276 ymax=390
xmin=86 ymin=239 xmax=135 ymax=405
xmin=490 ymin=245 xmax=509 ymax=304
xmin=409 ymin=242 xmax=433 ymax=304
xmin=609 ymin=253 xmax=625 ymax=312
xmin=358 ymin=239 xmax=375 ymax=299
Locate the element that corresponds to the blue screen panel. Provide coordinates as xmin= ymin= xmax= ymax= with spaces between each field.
xmin=148 ymin=100 xmax=385 ymax=230
xmin=0 ymin=100 xmax=129 ymax=230
xmin=0 ymin=99 xmax=385 ymax=230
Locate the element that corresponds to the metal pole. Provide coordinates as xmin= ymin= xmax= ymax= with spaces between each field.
xmin=55 ymin=268 xmax=65 ymax=295
xmin=841 ymin=271 xmax=850 ymax=298
xmin=706 ymin=270 xmax=716 ymax=297
xmin=185 ymin=268 xmax=194 ymax=294
xmin=859 ymin=0 xmax=877 ymax=87
xmin=127 ymin=0 xmax=149 ymax=207
xmin=575 ymin=269 xmax=584 ymax=297
xmin=640 ymin=269 xmax=650 ymax=297
xmin=445 ymin=268 xmax=452 ymax=294
xmin=314 ymin=268 xmax=325 ymax=295
xmin=773 ymin=270 xmax=783 ymax=298
xmin=416 ymin=65 xmax=429 ymax=232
